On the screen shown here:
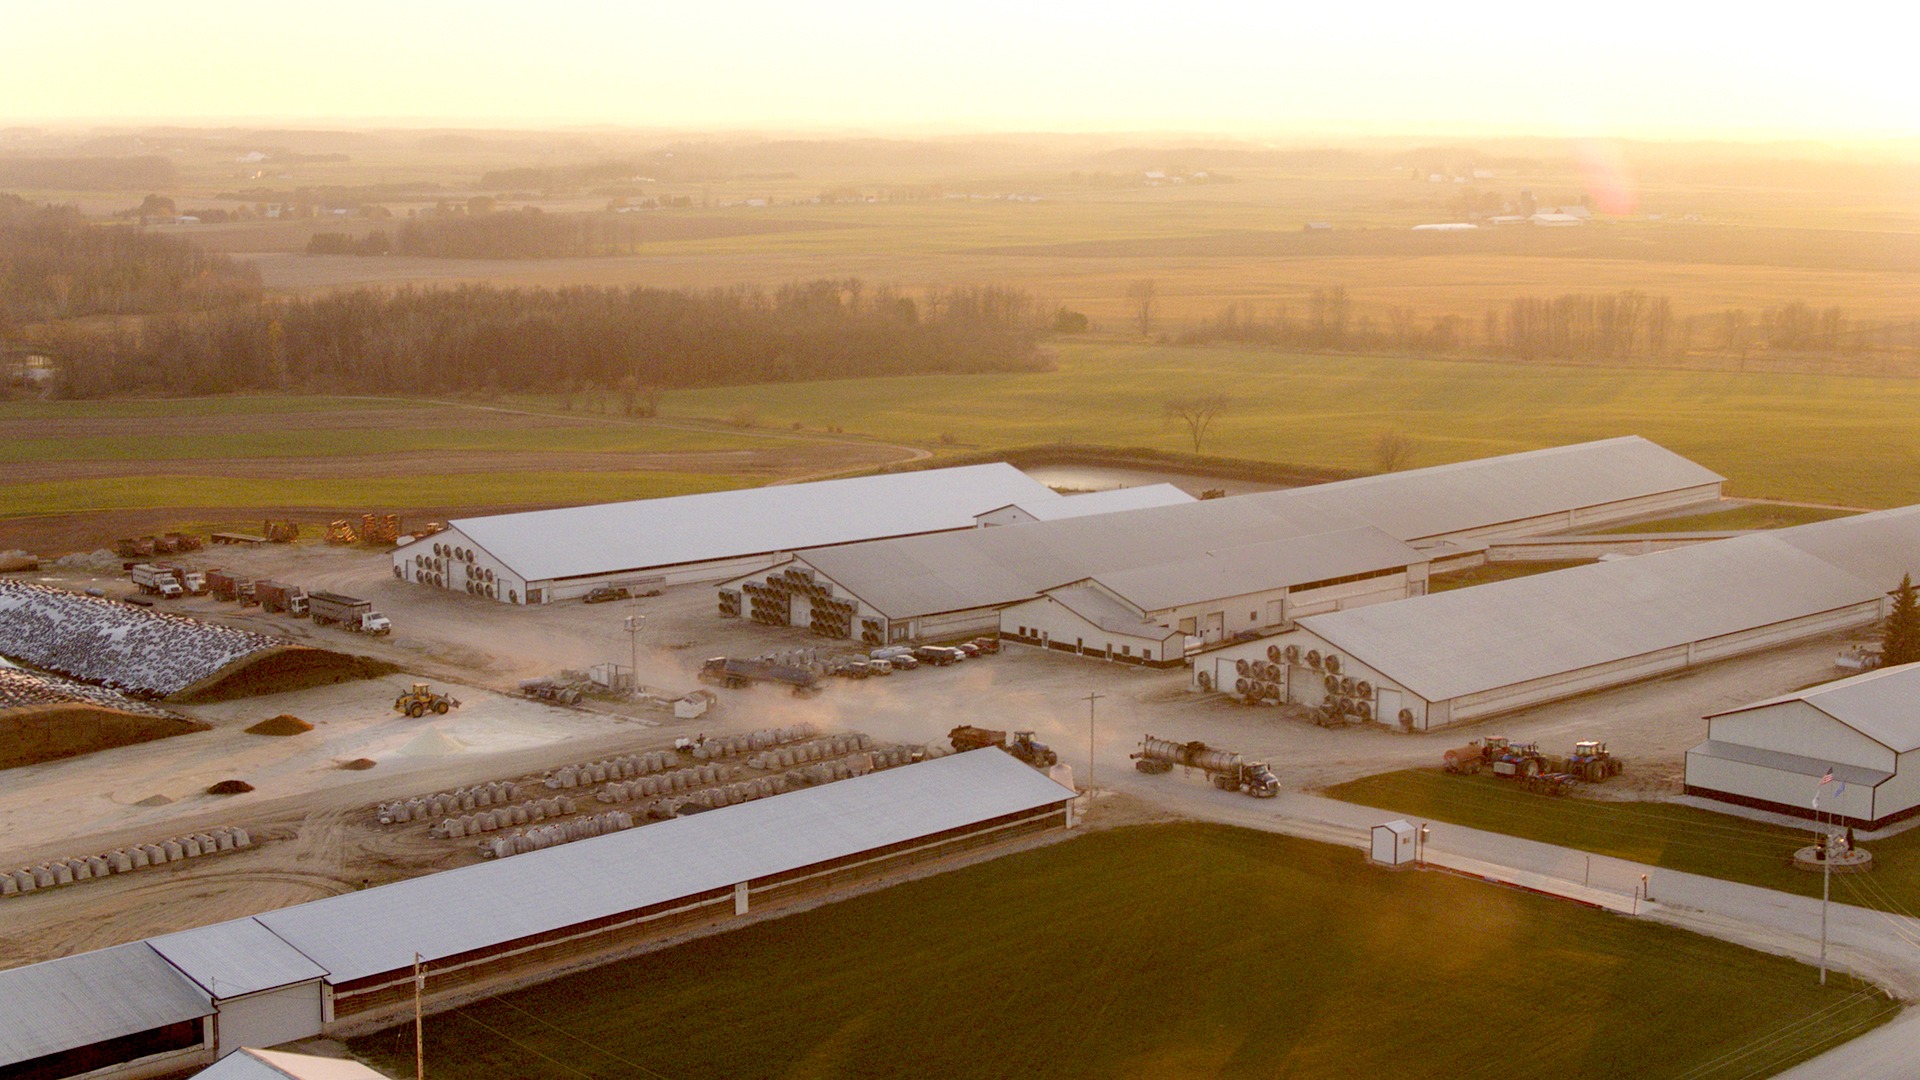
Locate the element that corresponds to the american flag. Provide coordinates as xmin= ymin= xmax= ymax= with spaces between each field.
xmin=1821 ymin=768 xmax=1835 ymax=786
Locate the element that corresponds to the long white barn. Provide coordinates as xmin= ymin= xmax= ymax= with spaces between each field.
xmin=391 ymin=464 xmax=1189 ymax=605
xmin=1197 ymin=506 xmax=1920 ymax=729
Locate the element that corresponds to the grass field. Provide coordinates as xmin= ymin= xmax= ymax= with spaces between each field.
xmin=1594 ymin=504 xmax=1862 ymax=532
xmin=1324 ymin=770 xmax=1920 ymax=917
xmin=655 ymin=339 xmax=1920 ymax=507
xmin=350 ymin=824 xmax=1892 ymax=1080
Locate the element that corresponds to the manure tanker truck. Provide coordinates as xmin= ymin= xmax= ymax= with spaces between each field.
xmin=1131 ymin=734 xmax=1279 ymax=797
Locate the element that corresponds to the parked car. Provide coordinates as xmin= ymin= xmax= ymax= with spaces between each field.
xmin=955 ymin=642 xmax=982 ymax=659
xmin=913 ymin=645 xmax=960 ymax=666
xmin=887 ymin=652 xmax=919 ymax=670
xmin=968 ymin=637 xmax=1001 ymax=654
xmin=583 ymin=586 xmax=630 ymax=604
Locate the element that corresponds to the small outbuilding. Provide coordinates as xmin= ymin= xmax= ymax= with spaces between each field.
xmin=1370 ymin=820 xmax=1417 ymax=866
xmin=1686 ymin=662 xmax=1920 ymax=829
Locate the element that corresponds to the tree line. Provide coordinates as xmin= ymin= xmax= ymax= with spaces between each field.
xmin=305 ymin=209 xmax=667 ymax=259
xmin=0 ymin=196 xmax=260 ymax=326
xmin=40 ymin=279 xmax=1052 ymax=398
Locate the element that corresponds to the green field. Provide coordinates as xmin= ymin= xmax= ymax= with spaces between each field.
xmin=1324 ymin=770 xmax=1920 ymax=916
xmin=1593 ymin=504 xmax=1862 ymax=533
xmin=351 ymin=824 xmax=1890 ymax=1080
xmin=653 ymin=340 xmax=1920 ymax=507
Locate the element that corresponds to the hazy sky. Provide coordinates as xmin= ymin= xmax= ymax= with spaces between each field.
xmin=7 ymin=1 xmax=1914 ymax=139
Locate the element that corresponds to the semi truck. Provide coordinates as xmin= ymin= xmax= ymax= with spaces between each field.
xmin=129 ymin=563 xmax=184 ymax=599
xmin=254 ymin=580 xmax=309 ymax=616
xmin=948 ymin=726 xmax=1058 ymax=767
xmin=307 ymin=591 xmax=392 ymax=635
xmin=699 ymin=656 xmax=821 ymax=696
xmin=206 ymin=569 xmax=254 ymax=604
xmin=1131 ymin=734 xmax=1279 ymax=797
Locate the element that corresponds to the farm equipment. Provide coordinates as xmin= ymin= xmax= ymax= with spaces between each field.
xmin=206 ymin=568 xmax=254 ymax=603
xmin=699 ymin=656 xmax=822 ymax=696
xmin=129 ymin=563 xmax=184 ymax=599
xmin=262 ymin=520 xmax=300 ymax=543
xmin=1522 ymin=772 xmax=1579 ymax=796
xmin=254 ymin=580 xmax=308 ymax=616
xmin=324 ymin=519 xmax=360 ymax=545
xmin=948 ymin=726 xmax=1059 ymax=768
xmin=1130 ymin=734 xmax=1279 ymax=797
xmin=1561 ymin=741 xmax=1625 ymax=782
xmin=308 ymin=591 xmax=392 ymax=635
xmin=360 ymin=513 xmax=402 ymax=545
xmin=394 ymin=682 xmax=460 ymax=717
xmin=1442 ymin=736 xmax=1548 ymax=779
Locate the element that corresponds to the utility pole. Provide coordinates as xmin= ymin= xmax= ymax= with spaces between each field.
xmin=1083 ymin=692 xmax=1104 ymax=796
xmin=624 ymin=611 xmax=645 ymax=695
xmin=414 ymin=952 xmax=425 ymax=1080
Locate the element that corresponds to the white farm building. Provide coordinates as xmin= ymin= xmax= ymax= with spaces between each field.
xmin=1686 ymin=662 xmax=1920 ymax=830
xmin=391 ymin=463 xmax=1190 ymax=605
xmin=720 ymin=437 xmax=1725 ymax=654
xmin=1197 ymin=506 xmax=1920 ymax=729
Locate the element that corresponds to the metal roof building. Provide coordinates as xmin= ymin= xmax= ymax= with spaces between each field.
xmin=973 ymin=483 xmax=1194 ymax=525
xmin=1687 ymin=662 xmax=1920 ymax=829
xmin=393 ymin=463 xmax=1067 ymax=604
xmin=1198 ymin=506 xmax=1920 ymax=729
xmin=192 ymin=1048 xmax=392 ymax=1080
xmin=721 ymin=437 xmax=1721 ymax=654
xmin=0 ymin=943 xmax=214 ymax=1080
xmin=0 ymin=750 xmax=1076 ymax=1063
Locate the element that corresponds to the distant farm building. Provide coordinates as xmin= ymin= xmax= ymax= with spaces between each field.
xmin=1686 ymin=662 xmax=1920 ymax=829
xmin=1197 ymin=506 xmax=1920 ymax=729
xmin=393 ymin=464 xmax=1191 ymax=605
xmin=721 ymin=437 xmax=1724 ymax=654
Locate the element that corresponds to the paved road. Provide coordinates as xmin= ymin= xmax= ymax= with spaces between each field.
xmin=1107 ymin=767 xmax=1920 ymax=1078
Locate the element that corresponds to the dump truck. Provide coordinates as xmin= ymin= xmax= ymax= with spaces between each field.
xmin=308 ymin=591 xmax=392 ymax=635
xmin=1442 ymin=736 xmax=1548 ymax=778
xmin=129 ymin=563 xmax=184 ymax=599
xmin=205 ymin=569 xmax=256 ymax=604
xmin=254 ymin=580 xmax=308 ymax=616
xmin=1130 ymin=734 xmax=1279 ymax=797
xmin=394 ymin=682 xmax=460 ymax=717
xmin=948 ymin=726 xmax=1059 ymax=768
xmin=699 ymin=656 xmax=821 ymax=696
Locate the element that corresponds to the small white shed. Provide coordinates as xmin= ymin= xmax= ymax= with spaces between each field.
xmin=1371 ymin=820 xmax=1417 ymax=867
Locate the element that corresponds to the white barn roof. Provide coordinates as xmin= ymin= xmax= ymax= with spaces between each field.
xmin=452 ymin=463 xmax=1060 ymax=582
xmin=0 ymin=943 xmax=212 ymax=1066
xmin=1710 ymin=662 xmax=1920 ymax=754
xmin=1090 ymin=526 xmax=1420 ymax=612
xmin=1301 ymin=534 xmax=1883 ymax=702
xmin=1036 ymin=582 xmax=1183 ymax=640
xmin=194 ymin=1048 xmax=391 ymax=1080
xmin=255 ymin=750 xmax=1072 ymax=983
xmin=148 ymin=918 xmax=329 ymax=999
xmin=1008 ymin=484 xmax=1195 ymax=521
xmin=795 ymin=496 xmax=1378 ymax=619
xmin=1254 ymin=435 xmax=1725 ymax=542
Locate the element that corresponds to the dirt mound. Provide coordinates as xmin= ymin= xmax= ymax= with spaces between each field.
xmin=399 ymin=726 xmax=466 ymax=757
xmin=207 ymin=779 xmax=254 ymax=795
xmin=170 ymin=647 xmax=401 ymax=704
xmin=0 ymin=705 xmax=211 ymax=770
xmin=135 ymin=794 xmax=173 ymax=807
xmin=246 ymin=714 xmax=314 ymax=736
xmin=339 ymin=758 xmax=378 ymax=770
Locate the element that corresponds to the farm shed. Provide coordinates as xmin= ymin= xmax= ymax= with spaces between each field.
xmin=972 ymin=483 xmax=1194 ymax=526
xmin=191 ymin=1048 xmax=390 ymax=1080
xmin=146 ymin=920 xmax=331 ymax=1060
xmin=1001 ymin=526 xmax=1427 ymax=665
xmin=719 ymin=436 xmax=1719 ymax=650
xmin=256 ymin=748 xmax=1074 ymax=1031
xmin=1196 ymin=506 xmax=1920 ymax=729
xmin=1686 ymin=662 xmax=1920 ymax=829
xmin=393 ymin=463 xmax=1062 ymax=604
xmin=0 ymin=943 xmax=215 ymax=1080
xmin=726 ymin=496 xmax=1422 ymax=648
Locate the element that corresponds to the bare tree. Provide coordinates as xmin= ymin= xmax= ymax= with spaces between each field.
xmin=1127 ymin=279 xmax=1158 ymax=337
xmin=1164 ymin=394 xmax=1230 ymax=453
xmin=1373 ymin=430 xmax=1415 ymax=473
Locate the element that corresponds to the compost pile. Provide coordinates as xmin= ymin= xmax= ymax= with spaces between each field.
xmin=245 ymin=714 xmax=313 ymax=736
xmin=0 ymin=580 xmax=281 ymax=696
xmin=206 ymin=779 xmax=255 ymax=795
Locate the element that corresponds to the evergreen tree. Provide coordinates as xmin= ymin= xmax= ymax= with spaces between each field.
xmin=1880 ymin=573 xmax=1920 ymax=668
